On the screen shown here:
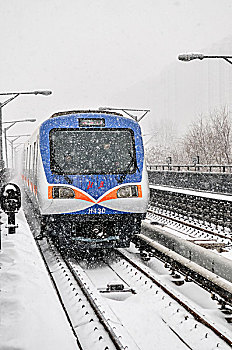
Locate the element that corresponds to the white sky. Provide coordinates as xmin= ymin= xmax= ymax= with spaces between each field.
xmin=1 ymin=0 xmax=232 ymax=137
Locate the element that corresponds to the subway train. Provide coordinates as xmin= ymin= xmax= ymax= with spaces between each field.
xmin=22 ymin=110 xmax=149 ymax=249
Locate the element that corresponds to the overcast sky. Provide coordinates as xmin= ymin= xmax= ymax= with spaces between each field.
xmin=1 ymin=0 xmax=232 ymax=138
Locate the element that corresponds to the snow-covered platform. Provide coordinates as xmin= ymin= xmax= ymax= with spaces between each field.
xmin=0 ymin=209 xmax=78 ymax=350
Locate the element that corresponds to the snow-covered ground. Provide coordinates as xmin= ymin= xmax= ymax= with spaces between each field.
xmin=1 ymin=203 xmax=232 ymax=350
xmin=0 ymin=209 xmax=78 ymax=350
xmin=1 ymin=208 xmax=188 ymax=350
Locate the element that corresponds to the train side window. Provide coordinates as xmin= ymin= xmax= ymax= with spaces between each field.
xmin=25 ymin=147 xmax=29 ymax=170
xmin=27 ymin=146 xmax=30 ymax=172
xmin=34 ymin=140 xmax=39 ymax=185
xmin=28 ymin=145 xmax=32 ymax=175
xmin=32 ymin=141 xmax=36 ymax=178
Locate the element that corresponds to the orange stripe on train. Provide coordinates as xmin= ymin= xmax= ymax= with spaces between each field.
xmin=98 ymin=189 xmax=118 ymax=203
xmin=74 ymin=188 xmax=94 ymax=202
xmin=47 ymin=185 xmax=142 ymax=202
xmin=98 ymin=185 xmax=142 ymax=203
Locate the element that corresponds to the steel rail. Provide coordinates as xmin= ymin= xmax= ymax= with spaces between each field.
xmin=117 ymin=244 xmax=232 ymax=347
xmin=147 ymin=207 xmax=231 ymax=241
xmin=37 ymin=236 xmax=128 ymax=350
xmin=65 ymin=258 xmax=129 ymax=350
xmin=34 ymin=238 xmax=84 ymax=350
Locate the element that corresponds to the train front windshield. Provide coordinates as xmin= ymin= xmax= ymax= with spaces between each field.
xmin=49 ymin=129 xmax=136 ymax=175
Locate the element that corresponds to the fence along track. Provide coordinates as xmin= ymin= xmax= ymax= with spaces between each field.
xmin=149 ymin=187 xmax=232 ymax=233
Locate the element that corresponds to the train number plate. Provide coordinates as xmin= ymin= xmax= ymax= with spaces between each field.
xmin=87 ymin=207 xmax=106 ymax=214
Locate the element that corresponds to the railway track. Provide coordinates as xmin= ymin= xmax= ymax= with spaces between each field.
xmin=118 ymin=242 xmax=232 ymax=347
xmin=34 ymin=234 xmax=232 ymax=349
xmin=149 ymin=186 xmax=232 ymax=241
xmin=147 ymin=205 xmax=232 ymax=250
xmin=23 ymin=191 xmax=232 ymax=349
xmin=37 ymin=237 xmax=139 ymax=350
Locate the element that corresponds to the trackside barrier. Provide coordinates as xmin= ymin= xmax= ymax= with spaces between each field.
xmin=147 ymin=164 xmax=232 ymax=173
xmin=147 ymin=170 xmax=232 ymax=194
xmin=141 ymin=221 xmax=232 ymax=283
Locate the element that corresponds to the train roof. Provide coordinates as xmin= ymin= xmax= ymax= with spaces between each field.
xmin=50 ymin=110 xmax=123 ymax=119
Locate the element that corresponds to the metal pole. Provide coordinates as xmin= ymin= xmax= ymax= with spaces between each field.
xmin=4 ymin=129 xmax=8 ymax=168
xmin=6 ymin=136 xmax=24 ymax=168
xmin=0 ymin=103 xmax=3 ymax=172
xmin=3 ymin=120 xmax=35 ymax=170
xmin=0 ymin=210 xmax=1 ymax=250
xmin=11 ymin=140 xmax=14 ymax=168
xmin=0 ymin=103 xmax=2 ymax=251
xmin=7 ymin=138 xmax=16 ymax=169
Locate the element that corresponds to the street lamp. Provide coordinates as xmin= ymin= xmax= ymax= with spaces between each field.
xmin=7 ymin=134 xmax=30 ymax=168
xmin=3 ymin=119 xmax=36 ymax=167
xmin=178 ymin=53 xmax=232 ymax=65
xmin=0 ymin=90 xmax=52 ymax=97
xmin=0 ymin=90 xmax=52 ymax=174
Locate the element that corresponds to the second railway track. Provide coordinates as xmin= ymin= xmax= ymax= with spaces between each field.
xmin=147 ymin=206 xmax=231 ymax=250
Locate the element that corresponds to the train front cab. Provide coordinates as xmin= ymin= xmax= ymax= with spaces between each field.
xmin=38 ymin=112 xmax=149 ymax=249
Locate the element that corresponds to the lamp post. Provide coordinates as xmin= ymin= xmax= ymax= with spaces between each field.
xmin=3 ymin=119 xmax=36 ymax=168
xmin=178 ymin=53 xmax=232 ymax=65
xmin=7 ymin=134 xmax=30 ymax=168
xmin=13 ymin=143 xmax=25 ymax=170
xmin=0 ymin=90 xmax=52 ymax=177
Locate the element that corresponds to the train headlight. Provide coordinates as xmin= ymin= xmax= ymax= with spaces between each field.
xmin=117 ymin=185 xmax=138 ymax=198
xmin=52 ymin=186 xmax=75 ymax=199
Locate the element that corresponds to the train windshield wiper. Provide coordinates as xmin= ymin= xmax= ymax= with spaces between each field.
xmin=52 ymin=159 xmax=73 ymax=185
xmin=116 ymin=153 xmax=139 ymax=184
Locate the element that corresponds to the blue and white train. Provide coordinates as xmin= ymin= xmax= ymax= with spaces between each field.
xmin=23 ymin=110 xmax=149 ymax=249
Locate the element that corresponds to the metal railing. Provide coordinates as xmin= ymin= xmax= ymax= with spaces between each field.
xmin=147 ymin=164 xmax=232 ymax=173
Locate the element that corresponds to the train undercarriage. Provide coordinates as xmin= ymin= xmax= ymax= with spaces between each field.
xmin=40 ymin=213 xmax=145 ymax=249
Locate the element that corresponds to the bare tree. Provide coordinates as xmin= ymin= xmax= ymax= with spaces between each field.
xmin=145 ymin=107 xmax=232 ymax=165
xmin=209 ymin=107 xmax=232 ymax=163
xmin=181 ymin=107 xmax=232 ymax=164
